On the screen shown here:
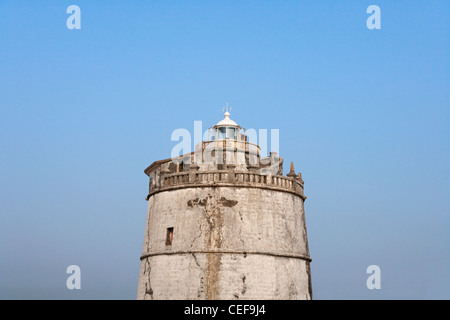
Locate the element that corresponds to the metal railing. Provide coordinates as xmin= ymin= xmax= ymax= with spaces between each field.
xmin=201 ymin=139 xmax=260 ymax=154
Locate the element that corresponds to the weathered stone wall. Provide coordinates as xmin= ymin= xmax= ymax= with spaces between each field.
xmin=137 ymin=186 xmax=312 ymax=300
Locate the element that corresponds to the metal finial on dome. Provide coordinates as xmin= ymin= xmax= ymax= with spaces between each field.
xmin=222 ymin=102 xmax=232 ymax=116
xmin=217 ymin=102 xmax=238 ymax=127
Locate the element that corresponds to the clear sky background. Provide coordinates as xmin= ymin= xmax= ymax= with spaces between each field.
xmin=0 ymin=1 xmax=448 ymax=299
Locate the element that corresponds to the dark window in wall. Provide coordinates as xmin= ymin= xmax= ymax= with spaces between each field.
xmin=166 ymin=227 xmax=174 ymax=246
xmin=178 ymin=162 xmax=183 ymax=172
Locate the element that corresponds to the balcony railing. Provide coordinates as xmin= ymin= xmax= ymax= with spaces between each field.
xmin=201 ymin=139 xmax=260 ymax=154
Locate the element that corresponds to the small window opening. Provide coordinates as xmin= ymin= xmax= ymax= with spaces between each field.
xmin=178 ymin=161 xmax=183 ymax=172
xmin=166 ymin=227 xmax=174 ymax=246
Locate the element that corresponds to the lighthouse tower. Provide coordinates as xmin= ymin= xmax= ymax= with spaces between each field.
xmin=137 ymin=110 xmax=312 ymax=300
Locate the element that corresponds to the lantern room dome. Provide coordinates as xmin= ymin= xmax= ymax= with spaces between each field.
xmin=215 ymin=111 xmax=238 ymax=127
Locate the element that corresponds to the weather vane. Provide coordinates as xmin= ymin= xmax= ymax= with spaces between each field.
xmin=222 ymin=101 xmax=231 ymax=113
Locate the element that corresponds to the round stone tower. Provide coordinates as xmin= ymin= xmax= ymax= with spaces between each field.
xmin=137 ymin=111 xmax=312 ymax=300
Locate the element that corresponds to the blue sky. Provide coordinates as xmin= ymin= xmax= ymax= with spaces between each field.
xmin=0 ymin=1 xmax=448 ymax=299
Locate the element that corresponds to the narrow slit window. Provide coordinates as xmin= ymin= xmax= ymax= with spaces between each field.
xmin=166 ymin=227 xmax=174 ymax=246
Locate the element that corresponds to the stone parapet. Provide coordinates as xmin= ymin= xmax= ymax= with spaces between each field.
xmin=146 ymin=169 xmax=305 ymax=200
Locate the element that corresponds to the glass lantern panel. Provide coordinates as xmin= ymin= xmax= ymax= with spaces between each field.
xmin=226 ymin=127 xmax=236 ymax=140
xmin=218 ymin=127 xmax=226 ymax=139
